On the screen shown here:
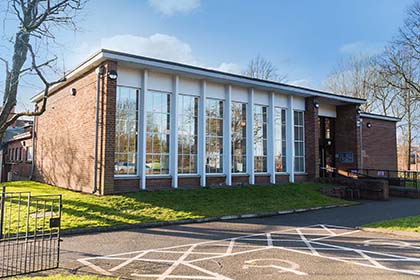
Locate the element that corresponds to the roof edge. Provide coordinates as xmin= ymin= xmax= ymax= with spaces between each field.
xmin=360 ymin=112 xmax=401 ymax=122
xmin=31 ymin=49 xmax=367 ymax=104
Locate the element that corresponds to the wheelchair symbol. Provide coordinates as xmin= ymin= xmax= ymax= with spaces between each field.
xmin=243 ymin=258 xmax=307 ymax=276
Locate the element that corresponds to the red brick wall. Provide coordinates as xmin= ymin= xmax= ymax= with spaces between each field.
xmin=361 ymin=117 xmax=397 ymax=170
xmin=304 ymin=97 xmax=320 ymax=180
xmin=34 ymin=61 xmax=117 ymax=194
xmin=275 ymin=174 xmax=289 ymax=184
xmin=255 ymin=175 xmax=270 ymax=185
xmin=335 ymin=105 xmax=360 ymax=172
xmin=232 ymin=175 xmax=249 ymax=186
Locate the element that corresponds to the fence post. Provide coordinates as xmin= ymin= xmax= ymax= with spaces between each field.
xmin=0 ymin=185 xmax=5 ymax=240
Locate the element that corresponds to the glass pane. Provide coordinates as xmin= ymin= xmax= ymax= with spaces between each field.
xmin=115 ymin=86 xmax=138 ymax=175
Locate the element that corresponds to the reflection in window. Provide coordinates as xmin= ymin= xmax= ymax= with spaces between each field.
xmin=115 ymin=86 xmax=138 ymax=175
xmin=178 ymin=95 xmax=198 ymax=174
xmin=294 ymin=111 xmax=305 ymax=172
xmin=275 ymin=108 xmax=287 ymax=172
xmin=232 ymin=102 xmax=247 ymax=173
xmin=254 ymin=105 xmax=267 ymax=172
xmin=145 ymin=91 xmax=170 ymax=175
xmin=206 ymin=99 xmax=224 ymax=173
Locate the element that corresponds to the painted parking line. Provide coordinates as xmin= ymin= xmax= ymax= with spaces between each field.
xmin=78 ymin=224 xmax=420 ymax=279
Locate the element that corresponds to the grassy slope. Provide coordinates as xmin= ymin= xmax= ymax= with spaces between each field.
xmin=5 ymin=181 xmax=349 ymax=231
xmin=366 ymin=216 xmax=420 ymax=233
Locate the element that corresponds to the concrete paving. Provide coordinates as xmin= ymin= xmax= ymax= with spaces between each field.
xmin=59 ymin=197 xmax=420 ymax=279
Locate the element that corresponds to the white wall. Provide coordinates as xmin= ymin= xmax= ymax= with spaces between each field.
xmin=231 ymin=86 xmax=248 ymax=103
xmin=117 ymin=67 xmax=142 ymax=88
xmin=319 ymin=104 xmax=337 ymax=118
xmin=179 ymin=77 xmax=200 ymax=96
xmin=206 ymin=81 xmax=225 ymax=99
xmin=293 ymin=96 xmax=305 ymax=110
xmin=254 ymin=89 xmax=269 ymax=105
xmin=148 ymin=71 xmax=172 ymax=92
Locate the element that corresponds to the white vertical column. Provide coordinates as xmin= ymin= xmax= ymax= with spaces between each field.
xmin=268 ymin=92 xmax=276 ymax=184
xmin=170 ymin=75 xmax=179 ymax=188
xmin=198 ymin=80 xmax=207 ymax=187
xmin=139 ymin=70 xmax=148 ymax=190
xmin=247 ymin=88 xmax=255 ymax=185
xmin=286 ymin=95 xmax=295 ymax=183
xmin=224 ymin=85 xmax=232 ymax=186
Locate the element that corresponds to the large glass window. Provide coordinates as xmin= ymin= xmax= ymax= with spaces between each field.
xmin=254 ymin=105 xmax=267 ymax=173
xmin=294 ymin=111 xmax=305 ymax=172
xmin=145 ymin=91 xmax=170 ymax=175
xmin=275 ymin=108 xmax=287 ymax=172
xmin=178 ymin=95 xmax=199 ymax=174
xmin=206 ymin=99 xmax=224 ymax=173
xmin=115 ymin=86 xmax=138 ymax=176
xmin=232 ymin=102 xmax=247 ymax=173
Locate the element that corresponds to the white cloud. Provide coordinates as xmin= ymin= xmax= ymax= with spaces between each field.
xmin=339 ymin=41 xmax=384 ymax=56
xmin=289 ymin=79 xmax=312 ymax=88
xmin=213 ymin=62 xmax=242 ymax=74
xmin=100 ymin=34 xmax=196 ymax=64
xmin=148 ymin=0 xmax=200 ymax=16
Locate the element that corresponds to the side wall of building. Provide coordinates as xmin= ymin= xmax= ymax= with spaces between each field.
xmin=34 ymin=61 xmax=116 ymax=193
xmin=361 ymin=117 xmax=398 ymax=171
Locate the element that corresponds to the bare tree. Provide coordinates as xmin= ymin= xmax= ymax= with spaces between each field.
xmin=243 ymin=55 xmax=287 ymax=82
xmin=324 ymin=54 xmax=379 ymax=112
xmin=0 ymin=0 xmax=85 ymax=142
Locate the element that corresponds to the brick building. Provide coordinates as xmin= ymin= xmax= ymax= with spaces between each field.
xmin=1 ymin=124 xmax=33 ymax=181
xmin=30 ymin=50 xmax=399 ymax=194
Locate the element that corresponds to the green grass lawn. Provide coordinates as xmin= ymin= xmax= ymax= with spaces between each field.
xmin=4 ymin=181 xmax=349 ymax=231
xmin=365 ymin=216 xmax=420 ymax=233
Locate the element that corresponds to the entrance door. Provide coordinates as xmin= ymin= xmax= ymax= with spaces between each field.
xmin=319 ymin=117 xmax=335 ymax=177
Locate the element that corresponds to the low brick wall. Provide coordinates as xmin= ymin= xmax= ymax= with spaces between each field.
xmin=320 ymin=177 xmax=389 ymax=200
xmin=390 ymin=186 xmax=420 ymax=199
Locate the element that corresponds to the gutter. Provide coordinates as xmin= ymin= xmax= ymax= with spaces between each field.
xmin=93 ymin=66 xmax=104 ymax=194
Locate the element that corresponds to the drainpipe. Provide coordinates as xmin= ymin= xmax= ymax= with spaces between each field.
xmin=93 ymin=66 xmax=104 ymax=194
xmin=29 ymin=105 xmax=37 ymax=180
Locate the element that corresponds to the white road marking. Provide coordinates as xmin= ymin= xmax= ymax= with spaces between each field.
xmin=78 ymin=258 xmax=113 ymax=276
xmin=77 ymin=224 xmax=420 ymax=278
xmin=157 ymin=244 xmax=198 ymax=280
xmin=109 ymin=250 xmax=151 ymax=271
xmin=297 ymin=229 xmax=320 ymax=256
xmin=242 ymin=258 xmax=307 ymax=276
xmin=321 ymin=224 xmax=337 ymax=236
xmin=266 ymin=233 xmax=273 ymax=247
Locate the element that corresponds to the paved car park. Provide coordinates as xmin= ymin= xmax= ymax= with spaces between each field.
xmin=60 ymin=197 xmax=420 ymax=279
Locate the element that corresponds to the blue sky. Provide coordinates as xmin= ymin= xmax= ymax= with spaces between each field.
xmin=0 ymin=0 xmax=415 ymax=110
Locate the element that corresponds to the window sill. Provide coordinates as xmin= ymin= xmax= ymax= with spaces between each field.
xmin=146 ymin=175 xmax=172 ymax=179
xmin=206 ymin=174 xmax=226 ymax=177
xmin=255 ymin=173 xmax=270 ymax=176
xmin=178 ymin=174 xmax=200 ymax=178
xmin=232 ymin=173 xmax=249 ymax=176
xmin=114 ymin=175 xmax=140 ymax=179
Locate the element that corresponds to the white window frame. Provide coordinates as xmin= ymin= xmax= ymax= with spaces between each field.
xmin=294 ymin=110 xmax=306 ymax=173
xmin=275 ymin=107 xmax=288 ymax=174
xmin=145 ymin=89 xmax=172 ymax=177
xmin=114 ymin=85 xmax=140 ymax=178
xmin=205 ymin=97 xmax=225 ymax=175
xmin=177 ymin=93 xmax=199 ymax=176
xmin=253 ymin=104 xmax=268 ymax=174
xmin=231 ymin=101 xmax=247 ymax=175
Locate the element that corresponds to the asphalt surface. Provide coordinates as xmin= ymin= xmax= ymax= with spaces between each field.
xmin=59 ymin=197 xmax=420 ymax=279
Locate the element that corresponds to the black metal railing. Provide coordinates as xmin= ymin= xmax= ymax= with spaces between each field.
xmin=347 ymin=168 xmax=419 ymax=189
xmin=0 ymin=186 xmax=62 ymax=278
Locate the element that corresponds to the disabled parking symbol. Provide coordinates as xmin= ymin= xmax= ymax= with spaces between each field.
xmin=243 ymin=258 xmax=307 ymax=276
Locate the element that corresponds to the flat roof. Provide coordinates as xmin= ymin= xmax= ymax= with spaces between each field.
xmin=360 ymin=112 xmax=400 ymax=122
xmin=31 ymin=49 xmax=367 ymax=105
